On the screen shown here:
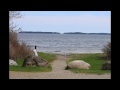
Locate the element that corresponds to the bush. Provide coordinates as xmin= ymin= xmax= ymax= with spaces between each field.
xmin=102 ymin=42 xmax=111 ymax=60
xmin=9 ymin=31 xmax=33 ymax=60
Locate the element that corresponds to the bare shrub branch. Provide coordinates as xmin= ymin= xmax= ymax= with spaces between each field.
xmin=9 ymin=11 xmax=33 ymax=60
xmin=102 ymin=42 xmax=111 ymax=60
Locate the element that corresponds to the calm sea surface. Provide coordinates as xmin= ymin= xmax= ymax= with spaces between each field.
xmin=17 ymin=33 xmax=111 ymax=54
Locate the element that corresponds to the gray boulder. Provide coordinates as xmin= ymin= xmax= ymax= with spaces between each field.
xmin=67 ymin=60 xmax=91 ymax=69
xmin=22 ymin=55 xmax=49 ymax=67
xmin=9 ymin=59 xmax=18 ymax=66
xmin=102 ymin=61 xmax=111 ymax=70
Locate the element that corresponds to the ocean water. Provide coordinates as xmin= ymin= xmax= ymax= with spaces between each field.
xmin=17 ymin=33 xmax=111 ymax=54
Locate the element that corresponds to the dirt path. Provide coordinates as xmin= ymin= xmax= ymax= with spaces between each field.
xmin=9 ymin=55 xmax=111 ymax=79
xmin=51 ymin=55 xmax=68 ymax=72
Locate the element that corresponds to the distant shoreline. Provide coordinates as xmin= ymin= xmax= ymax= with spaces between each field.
xmin=19 ymin=31 xmax=60 ymax=34
xmin=19 ymin=31 xmax=110 ymax=35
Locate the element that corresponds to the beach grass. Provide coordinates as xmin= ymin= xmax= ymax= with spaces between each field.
xmin=37 ymin=52 xmax=57 ymax=63
xmin=66 ymin=53 xmax=111 ymax=75
xmin=9 ymin=52 xmax=56 ymax=72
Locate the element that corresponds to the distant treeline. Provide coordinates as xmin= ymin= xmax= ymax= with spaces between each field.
xmin=19 ymin=31 xmax=60 ymax=34
xmin=63 ymin=32 xmax=110 ymax=35
xmin=19 ymin=31 xmax=110 ymax=35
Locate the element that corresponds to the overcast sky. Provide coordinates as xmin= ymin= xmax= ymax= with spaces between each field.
xmin=13 ymin=11 xmax=111 ymax=33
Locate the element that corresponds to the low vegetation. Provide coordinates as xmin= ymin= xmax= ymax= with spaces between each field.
xmin=9 ymin=31 xmax=33 ymax=60
xmin=37 ymin=52 xmax=57 ymax=63
xmin=9 ymin=52 xmax=57 ymax=72
xmin=102 ymin=42 xmax=111 ymax=60
xmin=66 ymin=53 xmax=111 ymax=74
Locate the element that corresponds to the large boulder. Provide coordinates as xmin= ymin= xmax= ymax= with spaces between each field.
xmin=67 ymin=60 xmax=90 ymax=69
xmin=9 ymin=59 xmax=18 ymax=66
xmin=22 ymin=55 xmax=49 ymax=67
xmin=102 ymin=61 xmax=111 ymax=70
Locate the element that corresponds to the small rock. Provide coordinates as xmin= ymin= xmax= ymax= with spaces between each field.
xmin=9 ymin=59 xmax=18 ymax=66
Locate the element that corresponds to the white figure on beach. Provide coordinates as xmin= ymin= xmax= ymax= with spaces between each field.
xmin=33 ymin=45 xmax=38 ymax=56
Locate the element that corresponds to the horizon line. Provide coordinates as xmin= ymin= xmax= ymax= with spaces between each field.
xmin=19 ymin=31 xmax=111 ymax=34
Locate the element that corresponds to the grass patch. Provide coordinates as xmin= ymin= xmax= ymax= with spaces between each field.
xmin=9 ymin=52 xmax=56 ymax=72
xmin=38 ymin=52 xmax=57 ymax=63
xmin=66 ymin=53 xmax=111 ymax=75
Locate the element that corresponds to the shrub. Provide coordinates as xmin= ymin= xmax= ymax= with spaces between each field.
xmin=102 ymin=42 xmax=111 ymax=60
xmin=9 ymin=31 xmax=33 ymax=60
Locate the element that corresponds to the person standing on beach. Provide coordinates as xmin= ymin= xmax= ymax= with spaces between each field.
xmin=33 ymin=45 xmax=38 ymax=56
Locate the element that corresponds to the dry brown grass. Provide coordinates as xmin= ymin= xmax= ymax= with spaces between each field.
xmin=9 ymin=31 xmax=33 ymax=60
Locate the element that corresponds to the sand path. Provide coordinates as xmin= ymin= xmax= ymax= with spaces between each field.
xmin=9 ymin=55 xmax=111 ymax=79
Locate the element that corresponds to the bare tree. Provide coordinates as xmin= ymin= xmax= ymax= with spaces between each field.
xmin=9 ymin=11 xmax=22 ymax=32
xmin=9 ymin=11 xmax=33 ymax=60
xmin=9 ymin=11 xmax=22 ymax=20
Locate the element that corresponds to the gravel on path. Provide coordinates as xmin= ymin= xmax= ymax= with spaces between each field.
xmin=9 ymin=55 xmax=111 ymax=79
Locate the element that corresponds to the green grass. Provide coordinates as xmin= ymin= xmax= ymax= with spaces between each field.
xmin=9 ymin=52 xmax=56 ymax=72
xmin=38 ymin=52 xmax=57 ymax=63
xmin=66 ymin=53 xmax=111 ymax=75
